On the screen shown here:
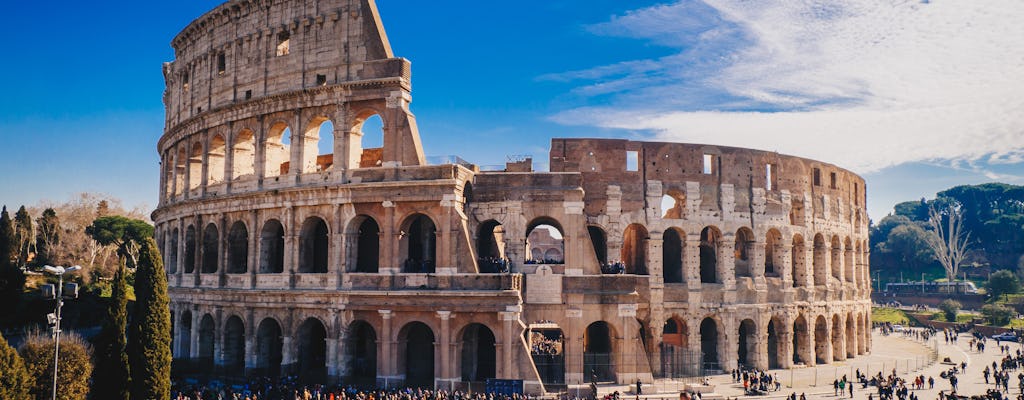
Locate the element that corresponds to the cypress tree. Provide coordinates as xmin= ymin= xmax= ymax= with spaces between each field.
xmin=0 ymin=206 xmax=24 ymax=326
xmin=0 ymin=331 xmax=31 ymax=400
xmin=13 ymin=206 xmax=32 ymax=267
xmin=92 ymin=261 xmax=131 ymax=400
xmin=129 ymin=237 xmax=171 ymax=400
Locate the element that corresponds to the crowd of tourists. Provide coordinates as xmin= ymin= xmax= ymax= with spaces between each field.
xmin=730 ymin=369 xmax=781 ymax=395
xmin=599 ymin=261 xmax=627 ymax=274
xmin=172 ymin=381 xmax=535 ymax=400
xmin=530 ymin=335 xmax=563 ymax=355
xmin=478 ymin=257 xmax=511 ymax=273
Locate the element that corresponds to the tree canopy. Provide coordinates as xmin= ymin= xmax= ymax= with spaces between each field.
xmin=85 ymin=216 xmax=153 ymax=268
xmin=986 ymin=269 xmax=1021 ymax=301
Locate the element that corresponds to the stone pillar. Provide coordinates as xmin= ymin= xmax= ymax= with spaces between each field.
xmin=379 ymin=310 xmax=394 ymax=381
xmin=326 ymin=309 xmax=341 ymax=380
xmin=177 ymin=218 xmax=186 ymax=285
xmin=502 ymin=312 xmax=516 ymax=379
xmin=437 ymin=311 xmax=452 ymax=383
xmin=752 ymin=239 xmax=767 ymax=290
xmin=285 ymin=205 xmax=297 ymax=287
xmin=718 ymin=234 xmax=736 ymax=290
xmin=754 ymin=330 xmax=769 ymax=371
xmin=249 ymin=209 xmax=259 ymax=288
xmin=565 ymin=309 xmax=583 ymax=385
xmin=684 ymin=237 xmax=702 ymax=291
xmin=835 ymin=318 xmax=847 ymax=361
xmin=219 ymin=214 xmax=228 ymax=287
xmin=245 ymin=310 xmax=257 ymax=373
xmin=382 ymin=201 xmax=397 ymax=273
xmin=224 ymin=124 xmax=235 ymax=192
xmin=438 ymin=199 xmax=453 ymax=273
xmin=332 ymin=204 xmax=345 ymax=284
xmin=214 ymin=308 xmax=225 ymax=367
xmin=780 ymin=243 xmax=793 ymax=286
xmin=255 ymin=116 xmax=267 ymax=188
xmin=281 ymin=336 xmax=295 ymax=374
xmin=720 ymin=316 xmax=737 ymax=372
xmin=190 ymin=308 xmax=201 ymax=359
xmin=777 ymin=331 xmax=793 ymax=369
xmin=288 ymin=110 xmax=303 ymax=179
xmin=193 ymin=215 xmax=202 ymax=287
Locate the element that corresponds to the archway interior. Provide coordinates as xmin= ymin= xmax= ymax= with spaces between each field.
xmin=299 ymin=217 xmax=329 ymax=273
xmin=814 ymin=317 xmax=829 ymax=364
xmin=227 ymin=221 xmax=248 ymax=273
xmin=661 ymin=192 xmax=686 ymax=219
xmin=583 ymin=322 xmax=614 ymax=382
xmin=264 ymin=125 xmax=291 ymax=177
xmin=737 ymin=319 xmax=756 ymax=368
xmin=767 ymin=319 xmax=780 ymax=369
xmin=621 ymin=224 xmax=648 ymax=275
xmin=734 ymin=228 xmax=753 ymax=277
xmin=663 ymin=229 xmax=683 ymax=283
xmin=180 ymin=311 xmax=193 ymax=359
xmin=356 ymin=217 xmax=380 ymax=273
xmin=297 ymin=318 xmax=328 ymax=383
xmin=257 ymin=319 xmax=284 ymax=377
xmin=198 ymin=314 xmax=216 ymax=370
xmin=793 ymin=316 xmax=808 ymax=365
xmin=354 ymin=114 xmax=384 ymax=168
xmin=477 ymin=220 xmax=506 ymax=273
xmin=189 ymin=143 xmax=203 ymax=189
xmin=202 ymin=223 xmax=219 ymax=273
xmin=587 ymin=226 xmax=608 ymax=266
xmin=347 ymin=321 xmax=378 ymax=385
xmin=660 ymin=318 xmax=691 ymax=378
xmin=699 ymin=227 xmax=719 ymax=283
xmin=813 ymin=234 xmax=826 ymax=285
xmin=529 ymin=327 xmax=565 ymax=385
xmin=527 ymin=223 xmax=564 ymax=264
xmin=404 ymin=215 xmax=437 ymax=273
xmin=402 ymin=322 xmax=435 ymax=388
xmin=831 ymin=236 xmax=842 ymax=280
xmin=792 ymin=235 xmax=806 ymax=287
xmin=259 ymin=220 xmax=285 ymax=273
xmin=699 ymin=318 xmax=719 ymax=370
xmin=765 ymin=229 xmax=782 ymax=276
xmin=184 ymin=225 xmax=196 ymax=273
xmin=169 ymin=228 xmax=179 ymax=274
xmin=846 ymin=314 xmax=856 ymax=358
xmin=208 ymin=134 xmax=226 ymax=184
xmin=224 ymin=316 xmax=246 ymax=372
xmin=831 ymin=315 xmax=843 ymax=361
xmin=316 ymin=120 xmax=335 ymax=171
xmin=460 ymin=324 xmax=497 ymax=382
xmin=232 ymin=129 xmax=256 ymax=180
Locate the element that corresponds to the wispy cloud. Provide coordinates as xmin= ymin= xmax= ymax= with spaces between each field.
xmin=548 ymin=0 xmax=1024 ymax=174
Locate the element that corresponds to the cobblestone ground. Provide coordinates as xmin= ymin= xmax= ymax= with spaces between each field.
xmin=592 ymin=329 xmax=1022 ymax=399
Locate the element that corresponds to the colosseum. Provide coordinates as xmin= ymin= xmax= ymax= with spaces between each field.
xmin=153 ymin=0 xmax=872 ymax=393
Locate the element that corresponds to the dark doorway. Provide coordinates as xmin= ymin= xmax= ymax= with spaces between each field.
xmin=460 ymin=324 xmax=497 ymax=382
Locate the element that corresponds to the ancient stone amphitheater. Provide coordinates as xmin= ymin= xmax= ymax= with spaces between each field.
xmin=154 ymin=0 xmax=872 ymax=393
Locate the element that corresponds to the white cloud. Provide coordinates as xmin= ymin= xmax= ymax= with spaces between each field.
xmin=550 ymin=0 xmax=1024 ymax=174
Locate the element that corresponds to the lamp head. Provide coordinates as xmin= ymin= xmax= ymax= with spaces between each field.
xmin=66 ymin=266 xmax=82 ymax=273
xmin=43 ymin=266 xmax=63 ymax=275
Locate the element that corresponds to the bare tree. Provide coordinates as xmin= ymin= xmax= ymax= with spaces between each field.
xmin=925 ymin=204 xmax=972 ymax=293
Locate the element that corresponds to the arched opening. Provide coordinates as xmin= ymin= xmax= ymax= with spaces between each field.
xmin=527 ymin=218 xmax=564 ymax=264
xmin=184 ymin=225 xmax=196 ymax=274
xmin=764 ymin=229 xmax=782 ymax=277
xmin=399 ymin=322 xmax=435 ymax=388
xmin=198 ymin=314 xmax=215 ymax=372
xmin=201 ymin=223 xmax=219 ymax=274
xmin=299 ymin=217 xmax=329 ymax=273
xmin=263 ymin=122 xmax=292 ymax=178
xmin=845 ymin=314 xmax=856 ymax=358
xmin=174 ymin=147 xmax=187 ymax=195
xmin=227 ymin=221 xmax=248 ymax=274
xmin=355 ymin=217 xmax=380 ymax=273
xmin=529 ymin=327 xmax=565 ymax=386
xmin=232 ymin=129 xmax=256 ymax=180
xmin=352 ymin=114 xmax=385 ymax=168
xmin=401 ymin=214 xmax=436 ymax=273
xmin=737 ymin=319 xmax=757 ymax=368
xmin=259 ymin=220 xmax=285 ymax=273
xmin=814 ymin=316 xmax=829 ymax=364
xmin=460 ymin=324 xmax=497 ymax=382
xmin=660 ymin=318 xmax=690 ymax=378
xmin=699 ymin=226 xmax=721 ymax=283
xmin=792 ymin=234 xmax=806 ymax=287
xmin=588 ymin=226 xmax=608 ymax=267
xmin=663 ymin=228 xmax=684 ymax=283
xmin=304 ymin=119 xmax=335 ymax=173
xmin=831 ymin=235 xmax=842 ymax=281
xmin=208 ymin=134 xmax=226 ymax=184
xmin=256 ymin=318 xmax=283 ymax=378
xmin=477 ymin=220 xmax=506 ymax=273
xmin=346 ymin=321 xmax=378 ymax=386
xmin=621 ymin=223 xmax=649 ymax=275
xmin=223 ymin=316 xmax=245 ymax=374
xmin=831 ymin=315 xmax=843 ymax=361
xmin=767 ymin=318 xmax=781 ymax=369
xmin=793 ymin=315 xmax=809 ymax=365
xmin=813 ymin=234 xmax=827 ymax=286
xmin=734 ymin=227 xmax=754 ymax=278
xmin=699 ymin=318 xmax=720 ymax=371
xmin=168 ymin=228 xmax=179 ymax=274
xmin=189 ymin=142 xmax=203 ymax=190
xmin=661 ymin=191 xmax=686 ymax=219
xmin=844 ymin=237 xmax=854 ymax=283
xmin=584 ymin=321 xmax=614 ymax=382
xmin=297 ymin=318 xmax=328 ymax=383
xmin=179 ymin=311 xmax=192 ymax=359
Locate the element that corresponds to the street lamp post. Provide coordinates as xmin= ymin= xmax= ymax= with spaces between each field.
xmin=42 ymin=265 xmax=81 ymax=400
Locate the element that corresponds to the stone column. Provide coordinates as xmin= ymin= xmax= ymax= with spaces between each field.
xmin=189 ymin=308 xmax=201 ymax=359
xmin=780 ymin=243 xmax=793 ymax=286
xmin=285 ymin=205 xmax=297 ymax=287
xmin=565 ymin=309 xmax=584 ymax=385
xmin=193 ymin=215 xmax=202 ymax=287
xmin=501 ymin=312 xmax=516 ymax=379
xmin=720 ymin=316 xmax=737 ymax=372
xmin=281 ymin=336 xmax=295 ymax=375
xmin=326 ymin=309 xmax=341 ymax=381
xmin=437 ymin=311 xmax=452 ymax=383
xmin=718 ymin=234 xmax=736 ymax=290
xmin=382 ymin=201 xmax=397 ymax=273
xmin=777 ymin=331 xmax=793 ymax=369
xmin=333 ymin=204 xmax=345 ymax=285
xmin=255 ymin=116 xmax=267 ymax=188
xmin=219 ymin=214 xmax=228 ymax=287
xmin=245 ymin=310 xmax=257 ymax=374
xmin=754 ymin=330 xmax=769 ymax=371
xmin=249 ymin=209 xmax=259 ymax=288
xmin=214 ymin=308 xmax=224 ymax=367
xmin=835 ymin=318 xmax=847 ymax=361
xmin=684 ymin=237 xmax=702 ymax=292
xmin=752 ymin=239 xmax=767 ymax=290
xmin=379 ymin=310 xmax=394 ymax=381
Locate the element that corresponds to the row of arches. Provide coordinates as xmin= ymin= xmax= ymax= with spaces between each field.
xmin=163 ymin=114 xmax=384 ymax=198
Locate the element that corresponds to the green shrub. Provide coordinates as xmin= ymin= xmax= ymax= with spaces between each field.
xmin=18 ymin=331 xmax=92 ymax=400
xmin=939 ymin=299 xmax=962 ymax=323
xmin=981 ymin=304 xmax=1014 ymax=326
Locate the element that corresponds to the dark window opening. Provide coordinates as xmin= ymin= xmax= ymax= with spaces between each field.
xmin=245 ymin=90 xmax=253 ymax=100
xmin=315 ymin=74 xmax=327 ymax=86
xmin=217 ymin=52 xmax=226 ymax=74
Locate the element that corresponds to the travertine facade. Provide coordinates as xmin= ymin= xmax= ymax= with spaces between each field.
xmin=154 ymin=0 xmax=872 ymax=393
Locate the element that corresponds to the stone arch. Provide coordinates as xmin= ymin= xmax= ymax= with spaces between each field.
xmin=189 ymin=142 xmax=203 ymax=190
xmin=398 ymin=321 xmax=436 ymax=388
xmin=814 ymin=315 xmax=829 ymax=364
xmin=477 ymin=220 xmax=506 ymax=272
xmin=663 ymin=228 xmax=685 ymax=283
xmin=208 ymin=133 xmax=226 ymax=184
xmin=529 ymin=325 xmax=565 ymax=386
xmin=699 ymin=226 xmax=722 ymax=283
xmin=831 ymin=314 xmax=843 ymax=361
xmin=223 ymin=315 xmax=246 ymax=373
xmin=662 ymin=317 xmax=688 ymax=347
xmin=346 ymin=320 xmax=377 ymax=385
xmin=767 ymin=316 xmax=784 ymax=369
xmin=226 ymin=221 xmax=248 ymax=274
xmin=302 ymin=116 xmax=335 ymax=173
xmin=168 ymin=227 xmax=179 ymax=274
xmin=792 ymin=234 xmax=806 ymax=287
xmin=621 ymin=223 xmax=649 ymax=275
xmin=232 ymin=128 xmax=256 ymax=180
xmin=734 ymin=227 xmax=755 ymax=278
xmin=527 ymin=217 xmax=564 ymax=264
xmin=298 ymin=216 xmax=329 ymax=273
xmin=699 ymin=317 xmax=721 ymax=370
xmin=179 ymin=310 xmax=192 ymax=359
xmin=296 ymin=317 xmax=328 ymax=383
xmin=831 ymin=235 xmax=842 ymax=281
xmin=263 ymin=121 xmax=292 ymax=178
xmin=661 ymin=190 xmax=687 ymax=219
xmin=351 ymin=215 xmax=380 ymax=273
xmin=256 ymin=317 xmax=284 ymax=377
xmin=349 ymin=112 xmax=385 ymax=168
xmin=588 ymin=225 xmax=608 ymax=266
xmin=400 ymin=213 xmax=437 ymax=273
xmin=201 ymin=223 xmax=219 ymax=274
xmin=584 ymin=321 xmax=615 ymax=382
xmin=764 ymin=229 xmax=783 ymax=276
xmin=544 ymin=248 xmax=562 ymax=261
xmin=174 ymin=146 xmax=187 ymax=195
xmin=844 ymin=237 xmax=854 ymax=283
xmin=793 ymin=314 xmax=811 ymax=365
xmin=737 ymin=319 xmax=757 ymax=368
xmin=459 ymin=323 xmax=497 ymax=382
xmin=197 ymin=313 xmax=216 ymax=371
xmin=812 ymin=234 xmax=827 ymax=286
xmin=845 ymin=313 xmax=856 ymax=358
xmin=660 ymin=317 xmax=689 ymax=378
xmin=184 ymin=225 xmax=196 ymax=273
xmin=259 ymin=219 xmax=285 ymax=274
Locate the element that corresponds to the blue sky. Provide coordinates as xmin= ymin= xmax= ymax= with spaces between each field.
xmin=1 ymin=0 xmax=1022 ymax=222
